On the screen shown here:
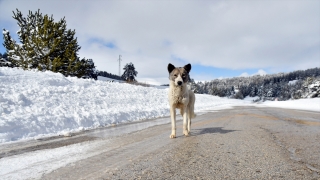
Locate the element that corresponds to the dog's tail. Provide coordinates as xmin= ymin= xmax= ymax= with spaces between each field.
xmin=189 ymin=93 xmax=197 ymax=118
xmin=189 ymin=102 xmax=196 ymax=118
xmin=189 ymin=91 xmax=196 ymax=119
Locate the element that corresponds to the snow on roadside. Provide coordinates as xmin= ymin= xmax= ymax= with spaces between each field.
xmin=257 ymin=98 xmax=320 ymax=112
xmin=0 ymin=140 xmax=106 ymax=179
xmin=0 ymin=67 xmax=250 ymax=143
xmin=0 ymin=67 xmax=171 ymax=143
xmin=0 ymin=67 xmax=319 ymax=143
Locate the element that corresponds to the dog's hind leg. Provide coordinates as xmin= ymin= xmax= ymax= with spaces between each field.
xmin=170 ymin=107 xmax=176 ymax=138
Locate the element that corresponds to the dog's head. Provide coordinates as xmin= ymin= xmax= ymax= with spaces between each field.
xmin=167 ymin=63 xmax=191 ymax=86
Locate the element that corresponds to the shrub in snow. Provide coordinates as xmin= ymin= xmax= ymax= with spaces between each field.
xmin=233 ymin=91 xmax=244 ymax=99
xmin=291 ymin=90 xmax=302 ymax=99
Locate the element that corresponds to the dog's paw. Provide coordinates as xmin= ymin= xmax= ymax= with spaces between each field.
xmin=170 ymin=134 xmax=176 ymax=138
xmin=183 ymin=130 xmax=189 ymax=136
xmin=187 ymin=128 xmax=191 ymax=133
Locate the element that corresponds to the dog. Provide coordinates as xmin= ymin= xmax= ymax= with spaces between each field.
xmin=167 ymin=63 xmax=196 ymax=138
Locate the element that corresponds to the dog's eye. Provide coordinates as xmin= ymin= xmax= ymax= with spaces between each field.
xmin=174 ymin=74 xmax=177 ymax=77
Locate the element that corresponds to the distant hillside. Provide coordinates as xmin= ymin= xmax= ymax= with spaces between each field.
xmin=97 ymin=70 xmax=123 ymax=81
xmin=191 ymin=67 xmax=320 ymax=101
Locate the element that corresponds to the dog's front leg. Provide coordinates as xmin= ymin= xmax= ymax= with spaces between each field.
xmin=183 ymin=106 xmax=189 ymax=136
xmin=187 ymin=109 xmax=191 ymax=134
xmin=170 ymin=107 xmax=176 ymax=138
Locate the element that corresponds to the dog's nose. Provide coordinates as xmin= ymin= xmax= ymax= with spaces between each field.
xmin=177 ymin=81 xmax=182 ymax=86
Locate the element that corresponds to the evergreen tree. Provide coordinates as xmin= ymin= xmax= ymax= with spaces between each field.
xmin=189 ymin=78 xmax=198 ymax=93
xmin=0 ymin=52 xmax=12 ymax=67
xmin=249 ymin=86 xmax=257 ymax=97
xmin=2 ymin=29 xmax=19 ymax=67
xmin=121 ymin=62 xmax=138 ymax=82
xmin=2 ymin=9 xmax=96 ymax=79
xmin=77 ymin=58 xmax=97 ymax=80
xmin=2 ymin=52 xmax=7 ymax=59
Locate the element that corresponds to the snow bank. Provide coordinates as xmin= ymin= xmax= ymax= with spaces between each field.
xmin=0 ymin=68 xmax=170 ymax=143
xmin=0 ymin=67 xmax=319 ymax=143
xmin=0 ymin=67 xmax=250 ymax=143
xmin=258 ymin=98 xmax=320 ymax=112
xmin=288 ymin=80 xmax=298 ymax=85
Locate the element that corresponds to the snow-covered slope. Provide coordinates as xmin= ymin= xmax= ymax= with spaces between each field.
xmin=259 ymin=98 xmax=320 ymax=112
xmin=0 ymin=67 xmax=247 ymax=143
xmin=0 ymin=67 xmax=319 ymax=143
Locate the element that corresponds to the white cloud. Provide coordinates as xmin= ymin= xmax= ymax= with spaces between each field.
xmin=239 ymin=72 xmax=250 ymax=77
xmin=256 ymin=69 xmax=267 ymax=76
xmin=239 ymin=69 xmax=267 ymax=77
xmin=0 ymin=0 xmax=319 ymax=84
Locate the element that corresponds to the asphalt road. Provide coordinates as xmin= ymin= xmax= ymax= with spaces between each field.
xmin=2 ymin=106 xmax=320 ymax=179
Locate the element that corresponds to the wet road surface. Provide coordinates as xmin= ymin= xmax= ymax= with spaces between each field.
xmin=1 ymin=106 xmax=320 ymax=179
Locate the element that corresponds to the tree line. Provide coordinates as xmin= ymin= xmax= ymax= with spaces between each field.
xmin=97 ymin=71 xmax=122 ymax=81
xmin=189 ymin=67 xmax=320 ymax=101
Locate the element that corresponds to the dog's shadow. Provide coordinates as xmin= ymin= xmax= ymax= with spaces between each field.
xmin=191 ymin=127 xmax=237 ymax=136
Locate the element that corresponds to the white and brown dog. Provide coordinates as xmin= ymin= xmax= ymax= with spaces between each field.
xmin=167 ymin=63 xmax=196 ymax=138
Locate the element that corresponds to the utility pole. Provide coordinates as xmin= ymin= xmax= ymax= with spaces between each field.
xmin=118 ymin=55 xmax=122 ymax=77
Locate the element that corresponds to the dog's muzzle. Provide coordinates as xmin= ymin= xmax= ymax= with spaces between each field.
xmin=177 ymin=81 xmax=183 ymax=86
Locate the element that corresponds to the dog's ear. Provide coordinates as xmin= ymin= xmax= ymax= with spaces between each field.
xmin=184 ymin=64 xmax=191 ymax=73
xmin=168 ymin=63 xmax=175 ymax=73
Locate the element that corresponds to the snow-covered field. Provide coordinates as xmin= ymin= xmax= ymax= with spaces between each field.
xmin=0 ymin=67 xmax=319 ymax=144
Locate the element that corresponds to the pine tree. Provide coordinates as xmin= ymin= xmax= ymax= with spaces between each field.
xmin=2 ymin=52 xmax=8 ymax=60
xmin=77 ymin=58 xmax=97 ymax=80
xmin=2 ymin=9 xmax=95 ymax=78
xmin=0 ymin=52 xmax=12 ymax=67
xmin=121 ymin=62 xmax=138 ymax=82
xmin=189 ymin=78 xmax=198 ymax=93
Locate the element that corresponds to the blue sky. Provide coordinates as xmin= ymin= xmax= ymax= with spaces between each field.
xmin=0 ymin=39 xmax=5 ymax=53
xmin=1 ymin=0 xmax=319 ymax=85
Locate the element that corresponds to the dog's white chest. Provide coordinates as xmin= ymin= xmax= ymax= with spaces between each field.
xmin=172 ymin=95 xmax=186 ymax=104
xmin=168 ymin=86 xmax=188 ymax=105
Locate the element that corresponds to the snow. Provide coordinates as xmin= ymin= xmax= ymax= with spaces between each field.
xmin=0 ymin=67 xmax=319 ymax=144
xmin=243 ymin=96 xmax=260 ymax=101
xmin=0 ymin=67 xmax=319 ymax=179
xmin=288 ymin=80 xmax=298 ymax=85
xmin=0 ymin=140 xmax=105 ymax=179
xmin=256 ymin=69 xmax=267 ymax=76
xmin=259 ymin=98 xmax=320 ymax=112
xmin=309 ymin=81 xmax=320 ymax=89
xmin=2 ymin=29 xmax=9 ymax=34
